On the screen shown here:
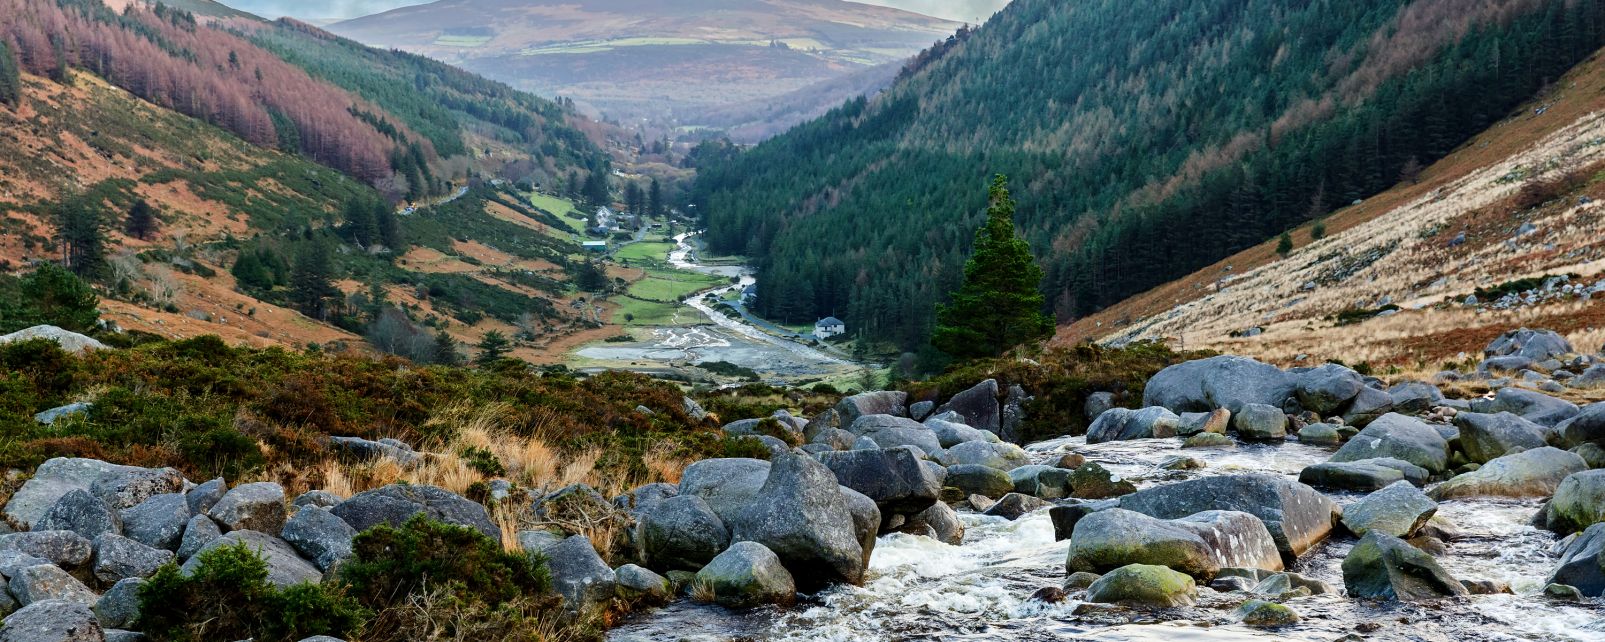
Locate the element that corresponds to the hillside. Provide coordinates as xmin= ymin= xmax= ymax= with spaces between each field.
xmin=326 ymin=0 xmax=959 ymax=130
xmin=693 ymin=0 xmax=1605 ymax=352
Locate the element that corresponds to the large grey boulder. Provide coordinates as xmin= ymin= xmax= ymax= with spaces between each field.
xmin=1328 ymin=413 xmax=1449 ymax=474
xmin=91 ymin=534 xmax=173 ymax=584
xmin=1143 ymin=356 xmax=1294 ymax=414
xmin=4 ymin=459 xmax=156 ymax=527
xmin=292 ymin=490 xmax=343 ymax=511
xmin=34 ymin=490 xmax=121 ymax=541
xmin=816 ymin=447 xmax=940 ymax=518
xmin=810 ymin=428 xmax=858 ymax=451
xmin=1084 ymin=392 xmax=1116 ymax=424
xmin=0 ymin=531 xmax=92 ymax=568
xmin=331 ymin=484 xmax=498 ymax=542
xmin=1295 ymin=364 xmax=1365 ymax=414
xmin=615 ymin=564 xmax=672 ymax=604
xmin=1387 ymin=381 xmax=1445 ymax=415
xmin=1009 ymin=465 xmax=1072 ymax=499
xmin=88 ymin=468 xmax=184 ymax=512
xmin=1341 ymin=386 xmax=1395 ymax=428
xmin=0 ymin=599 xmax=104 ymax=642
xmin=0 ymin=549 xmax=52 ymax=579
xmin=1066 ymin=462 xmax=1137 ymax=499
xmin=181 ymin=530 xmax=321 ymax=588
xmin=1000 ymin=384 xmax=1030 ymax=444
xmin=1298 ymin=458 xmax=1428 ymax=492
xmin=694 ymin=541 xmax=796 ymax=609
xmin=1177 ymin=409 xmax=1231 ymax=437
xmin=185 ymin=478 xmax=226 ymax=516
xmin=614 ymin=483 xmax=678 ymax=517
xmin=1066 ymin=508 xmax=1281 ymax=580
xmin=1117 ymin=475 xmax=1339 ymax=562
xmin=10 ymin=564 xmax=96 ymax=606
xmin=93 ymin=578 xmax=143 ymax=629
xmin=838 ymin=486 xmax=880 ymax=569
xmin=1429 ymin=447 xmax=1588 ymax=500
xmin=982 ymin=493 xmax=1051 ymax=520
xmin=679 ymin=458 xmax=771 ymax=523
xmin=937 ymin=440 xmax=1031 ymax=470
xmin=897 ymin=501 xmax=964 ymax=545
xmin=847 ymin=415 xmax=940 ymax=455
xmin=176 ymin=514 xmax=221 ymax=560
xmin=33 ymin=402 xmax=90 ymax=426
xmin=1548 ymin=523 xmax=1605 ymax=597
xmin=281 ymin=506 xmax=356 ymax=573
xmin=1084 ymin=563 xmax=1198 ymax=607
xmin=1476 ymin=387 xmax=1579 ymax=427
xmin=1233 ymin=404 xmax=1287 ymax=441
xmin=1454 ymin=412 xmax=1551 ymax=463
xmin=725 ymin=452 xmax=864 ymax=591
xmin=924 ymin=419 xmax=990 ymax=448
xmin=1341 ymin=481 xmax=1435 ymax=538
xmin=834 ymin=391 xmax=908 ymax=426
xmin=934 ymin=379 xmax=1000 ymax=433
xmin=1486 ymin=328 xmax=1573 ymax=361
xmin=1539 ymin=470 xmax=1605 ymax=534
xmin=1558 ymin=402 xmax=1605 ymax=448
xmin=638 ymin=495 xmax=729 ymax=572
xmin=943 ymin=464 xmax=1014 ymax=499
xmin=545 ymin=535 xmax=617 ymax=614
xmin=119 ymin=493 xmax=189 ymax=552
xmin=1341 ymin=531 xmax=1467 ymax=601
xmin=208 ymin=482 xmax=286 ymax=533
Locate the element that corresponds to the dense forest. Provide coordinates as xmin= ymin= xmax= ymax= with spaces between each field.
xmin=694 ymin=0 xmax=1605 ymax=351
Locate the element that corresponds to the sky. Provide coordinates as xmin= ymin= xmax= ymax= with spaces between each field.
xmin=220 ymin=0 xmax=1012 ymax=24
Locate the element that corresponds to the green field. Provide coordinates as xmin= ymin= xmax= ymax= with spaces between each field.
xmin=613 ymin=268 xmax=727 ymax=326
xmin=434 ymin=35 xmax=492 ymax=47
xmin=614 ymin=241 xmax=675 ymax=265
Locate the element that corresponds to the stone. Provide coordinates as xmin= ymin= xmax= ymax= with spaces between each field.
xmin=694 ymin=541 xmax=796 ymax=609
xmin=1461 ymin=579 xmax=1512 ymax=595
xmin=1454 ymin=412 xmax=1551 ymax=463
xmin=1158 ymin=455 xmax=1204 ymax=471
xmin=1067 ymin=462 xmax=1136 ymax=499
xmin=535 ymin=484 xmax=615 ymax=525
xmin=331 ymin=484 xmax=498 ymax=542
xmin=1429 ymin=447 xmax=1587 ymax=500
xmin=1341 ymin=386 xmax=1395 ymax=428
xmin=4 ymin=459 xmax=157 ymax=528
xmin=292 ymin=490 xmax=342 ymax=510
xmin=1049 ymin=502 xmax=1113 ymax=541
xmin=1295 ymin=364 xmax=1365 ymax=414
xmin=1055 ymin=452 xmax=1087 ymax=469
xmin=834 ymin=391 xmax=908 ymax=425
xmin=1008 ymin=465 xmax=1072 ymax=499
xmin=1543 ymin=583 xmax=1584 ymax=601
xmin=91 ymin=534 xmax=173 ymax=583
xmin=0 ymin=531 xmax=92 ymax=568
xmin=1066 ymin=508 xmax=1281 ymax=580
xmin=1341 ymin=531 xmax=1467 ymax=601
xmin=1087 ymin=407 xmax=1172 ymax=443
xmin=1486 ymin=328 xmax=1574 ymax=361
xmin=1001 ymin=384 xmax=1030 ymax=444
xmin=1387 ymin=381 xmax=1445 ymax=415
xmin=1084 ymin=392 xmax=1116 ymax=424
xmin=1548 ymin=522 xmax=1605 ymax=597
xmin=1540 ymin=469 xmax=1605 ymax=534
xmin=725 ymin=452 xmax=864 ymax=591
xmin=281 ymin=506 xmax=356 ymax=573
xmin=0 ymin=325 xmax=106 ymax=353
xmin=1183 ymin=432 xmax=1234 ymax=448
xmin=899 ymin=501 xmax=963 ymax=545
xmin=848 ymin=415 xmax=941 ymax=455
xmin=181 ymin=530 xmax=322 ymax=588
xmin=614 ymin=483 xmax=679 ymax=516
xmin=0 ymin=549 xmax=51 ymax=578
xmin=982 ymin=493 xmax=1050 ymax=520
xmin=1478 ymin=387 xmax=1579 ymax=427
xmin=1328 ymin=413 xmax=1449 ymax=473
xmin=545 ymin=535 xmax=617 ymax=614
xmin=838 ymin=486 xmax=880 ymax=569
xmin=34 ymin=489 xmax=121 ymax=541
xmin=679 ymin=458 xmax=772 ymax=523
xmin=943 ymin=464 xmax=1014 ymax=499
xmin=809 ymin=428 xmax=857 ymax=451
xmin=937 ymin=440 xmax=1031 ymax=470
xmin=119 ymin=493 xmax=189 ymax=552
xmin=615 ymin=563 xmax=672 ymax=604
xmin=329 ymin=436 xmax=418 ymax=466
xmin=1028 ymin=586 xmax=1067 ymax=603
xmin=208 ymin=482 xmax=286 ymax=533
xmin=1117 ymin=475 xmax=1339 ymax=563
xmin=924 ymin=419 xmax=990 ymax=448
xmin=515 ymin=530 xmax=563 ymax=555
xmin=1558 ymin=402 xmax=1605 ymax=448
xmin=1571 ymin=443 xmax=1605 ymax=468
xmin=10 ymin=563 xmax=97 ymax=606
xmin=0 ymin=599 xmax=104 ymax=642
xmin=1237 ymin=599 xmax=1300 ymax=627
xmin=1143 ymin=355 xmax=1295 ymax=414
xmin=1064 ymin=571 xmax=1101 ymax=590
xmin=817 ymin=446 xmax=941 ymax=517
xmin=934 ymin=379 xmax=1001 ymax=433
xmin=1341 ymin=481 xmax=1435 ymax=538
xmin=1233 ymin=404 xmax=1288 ymax=440
xmin=89 ymin=468 xmax=184 ymax=511
xmin=908 ymin=400 xmax=935 ymax=422
xmin=1300 ymin=461 xmax=1403 ymax=491
xmin=93 ymin=578 xmax=143 ymax=629
xmin=638 ymin=494 xmax=730 ymax=572
xmin=1297 ymin=423 xmax=1342 ymax=445
xmin=1251 ymin=571 xmax=1334 ymax=597
xmin=682 ymin=396 xmax=708 ymax=422
xmin=1083 ymin=563 xmax=1198 ymax=607
xmin=32 ymin=402 xmax=91 ymax=426
xmin=175 ymin=514 xmax=221 ymax=560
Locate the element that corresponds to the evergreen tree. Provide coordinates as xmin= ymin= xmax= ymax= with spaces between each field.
xmin=7 ymin=263 xmax=100 ymax=333
xmin=475 ymin=330 xmax=510 ymax=365
xmin=432 ymin=330 xmax=462 ymax=366
xmin=625 ymin=182 xmax=644 ymax=215
xmin=289 ymin=240 xmax=339 ymax=320
xmin=341 ymin=198 xmax=378 ymax=247
xmin=930 ymin=176 xmax=1053 ymax=360
xmin=0 ymin=41 xmax=21 ymax=109
xmin=1276 ymin=230 xmax=1294 ymax=257
xmin=125 ymin=199 xmax=157 ymax=240
xmin=1311 ymin=220 xmax=1327 ymax=240
xmin=648 ymin=178 xmax=664 ymax=217
xmin=56 ymin=198 xmax=107 ymax=279
xmin=375 ymin=207 xmax=403 ymax=252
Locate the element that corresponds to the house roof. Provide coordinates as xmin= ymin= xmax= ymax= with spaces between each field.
xmin=816 ymin=316 xmax=844 ymax=327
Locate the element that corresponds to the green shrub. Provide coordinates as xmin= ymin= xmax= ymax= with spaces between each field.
xmin=137 ymin=541 xmax=364 ymax=642
xmin=459 ymin=445 xmax=506 ymax=477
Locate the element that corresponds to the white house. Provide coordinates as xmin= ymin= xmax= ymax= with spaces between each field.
xmin=814 ymin=316 xmax=846 ymax=339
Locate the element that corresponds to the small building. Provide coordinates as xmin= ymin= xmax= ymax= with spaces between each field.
xmin=814 ymin=316 xmax=846 ymax=339
xmin=582 ymin=241 xmax=608 ymax=253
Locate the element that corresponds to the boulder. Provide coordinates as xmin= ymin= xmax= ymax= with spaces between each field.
xmin=1548 ymin=522 xmax=1605 ymax=597
xmin=1297 ymin=423 xmax=1342 ymax=445
xmin=1539 ymin=469 xmax=1605 ymax=534
xmin=1572 ymin=365 xmax=1605 ymax=389
xmin=1295 ymin=364 xmax=1365 ymax=414
xmin=1558 ymin=402 xmax=1605 ymax=448
xmin=119 ymin=493 xmax=189 ymax=552
xmin=0 ymin=531 xmax=92 ymax=568
xmin=725 ymin=452 xmax=864 ymax=590
xmin=1328 ymin=413 xmax=1449 ymax=474
xmin=0 ymin=325 xmax=106 ymax=354
xmin=802 ymin=409 xmax=841 ymax=442
xmin=1083 ymin=564 xmax=1198 ymax=607
xmin=1480 ymin=356 xmax=1538 ymax=374
xmin=837 ymin=486 xmax=880 ymax=569
xmin=1387 ymin=381 xmax=1445 ymax=415
xmin=942 ymin=464 xmax=1014 ymax=499
xmin=182 ymin=479 xmax=225 ymax=517
xmin=34 ymin=489 xmax=121 ymax=541
xmin=615 ymin=564 xmax=672 ymax=604
xmin=981 ymin=493 xmax=1050 ymax=520
xmin=93 ymin=578 xmax=143 ymax=629
xmin=1341 ymin=531 xmax=1467 ymax=601
xmin=1084 ymin=392 xmax=1116 ymax=424
xmin=1299 ymin=461 xmax=1403 ymax=491
xmin=810 ymin=428 xmax=858 ymax=451
xmin=208 ymin=482 xmax=286 ymax=533
xmin=10 ymin=564 xmax=97 ymax=607
xmin=1485 ymin=328 xmax=1573 ymax=361
xmin=4 ymin=459 xmax=156 ymax=527
xmin=1478 ymin=387 xmax=1579 ymax=427
xmin=899 ymin=501 xmax=964 ymax=545
xmin=1429 ymin=447 xmax=1587 ymax=500
xmin=637 ymin=495 xmax=730 ymax=572
xmin=1454 ymin=412 xmax=1551 ymax=463
xmin=1009 ymin=465 xmax=1072 ymax=499
xmin=328 ymin=436 xmax=419 ymax=466
xmin=175 ymin=514 xmax=221 ymax=560
xmin=181 ymin=530 xmax=321 ymax=588
xmin=1143 ymin=356 xmax=1294 ymax=414
xmin=0 ymin=549 xmax=51 ymax=578
xmin=1233 ymin=404 xmax=1287 ymax=441
xmin=281 ymin=506 xmax=356 ymax=573
xmin=516 ymin=530 xmax=563 ymax=555
xmin=1066 ymin=508 xmax=1281 ymax=580
xmin=32 ymin=402 xmax=90 ymax=426
xmin=1087 ymin=407 xmax=1176 ymax=443
xmin=816 ymin=447 xmax=940 ymax=517
xmin=834 ymin=391 xmax=908 ymax=425
xmin=331 ymin=484 xmax=498 ymax=542
xmin=847 ymin=415 xmax=940 ymax=455
xmin=613 ymin=483 xmax=678 ymax=516
xmin=1341 ymin=386 xmax=1395 ymax=428
xmin=924 ymin=419 xmax=990 ymax=448
xmin=1183 ymin=433 xmax=1234 ymax=448
xmin=679 ymin=458 xmax=771 ymax=523
xmin=89 ymin=468 xmax=184 ymax=511
xmin=694 ymin=541 xmax=796 ymax=609
xmin=937 ymin=440 xmax=1031 ymax=470
xmin=682 ymin=396 xmax=708 ymax=422
xmin=1341 ymin=481 xmax=1435 ymax=538
xmin=934 ymin=379 xmax=1000 ymax=433
xmin=0 ymin=599 xmax=104 ymax=642
xmin=1049 ymin=502 xmax=1114 ymax=541
xmin=91 ymin=534 xmax=173 ymax=583
xmin=908 ymin=401 xmax=935 ymax=422
xmin=1177 ymin=409 xmax=1231 ymax=437
xmin=535 ymin=484 xmax=614 ymax=525
xmin=1067 ymin=462 xmax=1136 ymax=499
xmin=1000 ymin=384 xmax=1030 ymax=444
xmin=1573 ymin=443 xmax=1605 ymax=468
xmin=544 ymin=535 xmax=617 ymax=614
xmin=1237 ymin=599 xmax=1300 ymax=627
xmin=1117 ymin=475 xmax=1339 ymax=562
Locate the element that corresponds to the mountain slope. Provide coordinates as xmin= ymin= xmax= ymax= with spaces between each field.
xmin=694 ymin=0 xmax=1605 ymax=351
xmin=326 ymin=0 xmax=959 ymax=128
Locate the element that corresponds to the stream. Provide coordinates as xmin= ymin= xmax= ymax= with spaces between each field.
xmin=609 ymin=436 xmax=1605 ymax=642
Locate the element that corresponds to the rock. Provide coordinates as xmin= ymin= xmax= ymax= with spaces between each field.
xmin=0 ymin=325 xmax=106 ymax=354
xmin=817 ymin=447 xmax=940 ymax=517
xmin=1210 ymin=575 xmax=1254 ymax=592
xmin=545 ymin=535 xmax=617 ymax=614
xmin=281 ymin=506 xmax=356 ymax=573
xmin=1461 ymin=579 xmax=1512 ymax=595
xmin=1328 ymin=413 xmax=1449 ymax=473
xmin=848 ymin=415 xmax=941 ymax=455
xmin=91 ymin=534 xmax=173 ymax=583
xmin=1117 ymin=475 xmax=1339 ymax=562
xmin=1251 ymin=571 xmax=1334 ymax=597
xmin=93 ymin=578 xmax=143 ymax=629
xmin=908 ymin=400 xmax=935 ymax=422
xmin=0 ymin=531 xmax=92 ymax=568
xmin=118 ymin=493 xmax=188 ymax=552
xmin=32 ymin=402 xmax=91 ymax=426
xmin=1430 ymin=447 xmax=1587 ymax=499
xmin=1158 ymin=455 xmax=1204 ymax=471
xmin=1084 ymin=392 xmax=1116 ymax=424
xmin=802 ymin=409 xmax=840 ymax=443
xmin=208 ymin=482 xmax=286 ymax=533
xmin=934 ymin=379 xmax=1000 ymax=433
xmin=1087 ymin=407 xmax=1177 ymax=443
xmin=1341 ymin=531 xmax=1467 ymax=601
xmin=1049 ymin=503 xmax=1112 ymax=541
xmin=838 ymin=486 xmax=880 ymax=569
xmin=679 ymin=458 xmax=772 ymax=523
xmin=835 ymin=391 xmax=908 ymax=425
xmin=1067 ymin=462 xmax=1136 ymax=499
xmin=1572 ymin=443 xmax=1605 ymax=468
xmin=181 ymin=530 xmax=321 ymax=588
xmin=1176 ymin=409 xmax=1231 ymax=437
xmin=0 ymin=549 xmax=51 ymax=579
xmin=924 ymin=419 xmax=990 ymax=448
xmin=515 ymin=530 xmax=563 ymax=555
xmin=1083 ymin=564 xmax=1198 ymax=607
xmin=1299 ymin=461 xmax=1404 ymax=491
xmin=615 ymin=564 xmax=672 ymax=604
xmin=966 ymin=494 xmax=994 ymax=512
xmin=181 ymin=479 xmax=225 ymax=517
xmin=1237 ymin=599 xmax=1300 ymax=627
xmin=1233 ymin=404 xmax=1288 ymax=440
xmin=1486 ymin=328 xmax=1574 ymax=361
xmin=1183 ymin=432 xmax=1234 ymax=448
xmin=1387 ymin=381 xmax=1445 ymax=415
xmin=937 ymin=440 xmax=1031 ymax=470
xmin=89 ymin=468 xmax=184 ymax=511
xmin=1481 ymin=356 xmax=1538 ymax=374
xmin=1558 ymin=402 xmax=1605 ymax=448
xmin=900 ymin=501 xmax=963 ymax=545
xmin=1341 ymin=386 xmax=1395 ymax=428
xmin=1055 ymin=452 xmax=1087 ymax=469
xmin=1454 ymin=412 xmax=1551 ymax=463
xmin=1028 ymin=586 xmax=1067 ymax=603
xmin=1572 ymin=365 xmax=1605 ymax=389
xmin=942 ymin=464 xmax=1014 ymax=499
xmin=614 ymin=483 xmax=679 ymax=516
xmin=982 ymin=493 xmax=1050 ymax=520
xmin=1341 ymin=481 xmax=1435 ymax=538
xmin=638 ymin=495 xmax=730 ymax=572
xmin=328 ymin=436 xmax=419 ymax=466
xmin=809 ymin=428 xmax=857 ymax=451
xmin=1143 ymin=356 xmax=1294 ymax=414
xmin=1066 ymin=508 xmax=1281 ymax=580
xmin=725 ymin=452 xmax=864 ymax=591
xmin=1000 ymin=384 xmax=1030 ymax=444
xmin=1297 ymin=423 xmax=1342 ymax=445
xmin=1064 ymin=570 xmax=1102 ymax=590
xmin=1540 ymin=469 xmax=1605 ymax=534
xmin=1009 ymin=465 xmax=1072 ymax=499
xmin=10 ymin=563 xmax=97 ymax=606
xmin=1543 ymin=583 xmax=1584 ymax=601
xmin=4 ymin=459 xmax=156 ymax=527
xmin=536 ymin=484 xmax=615 ymax=525
xmin=1295 ymin=364 xmax=1365 ymax=414
xmin=1548 ymin=522 xmax=1605 ymax=597
xmin=1479 ymin=387 xmax=1579 ymax=427
xmin=34 ymin=490 xmax=121 ymax=541
xmin=0 ymin=599 xmax=104 ymax=642
xmin=331 ymin=484 xmax=498 ymax=542
xmin=175 ymin=514 xmax=220 ymax=560
xmin=694 ymin=541 xmax=796 ymax=609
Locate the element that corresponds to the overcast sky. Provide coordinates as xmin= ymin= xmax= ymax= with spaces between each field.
xmin=222 ymin=0 xmax=1011 ymax=24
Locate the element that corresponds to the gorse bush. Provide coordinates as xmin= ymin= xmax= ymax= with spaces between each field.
xmin=137 ymin=541 xmax=365 ymax=642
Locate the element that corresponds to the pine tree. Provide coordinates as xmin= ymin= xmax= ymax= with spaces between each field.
xmin=475 ymin=330 xmax=510 ymax=365
xmin=289 ymin=240 xmax=339 ymax=320
xmin=0 ymin=41 xmax=21 ymax=109
xmin=648 ymin=178 xmax=664 ymax=217
xmin=1311 ymin=220 xmax=1327 ymax=240
xmin=432 ymin=330 xmax=461 ymax=365
xmin=14 ymin=263 xmax=99 ymax=333
xmin=1276 ymin=230 xmax=1294 ymax=257
xmin=930 ymin=175 xmax=1053 ymax=360
xmin=125 ymin=199 xmax=157 ymax=240
xmin=56 ymin=198 xmax=106 ymax=279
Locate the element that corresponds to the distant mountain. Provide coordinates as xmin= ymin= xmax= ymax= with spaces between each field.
xmin=327 ymin=0 xmax=960 ymax=130
xmin=218 ymin=0 xmax=427 ymax=22
xmin=855 ymin=0 xmax=1009 ymax=23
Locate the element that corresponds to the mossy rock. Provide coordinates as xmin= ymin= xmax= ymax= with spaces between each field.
xmin=1237 ymin=599 xmax=1300 ymax=627
xmin=1083 ymin=563 xmax=1197 ymax=607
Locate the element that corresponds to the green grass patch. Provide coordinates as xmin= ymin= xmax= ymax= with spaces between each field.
xmin=614 ymin=241 xmax=675 ymax=266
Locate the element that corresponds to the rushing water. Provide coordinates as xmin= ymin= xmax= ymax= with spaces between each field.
xmin=610 ymin=436 xmax=1605 ymax=642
